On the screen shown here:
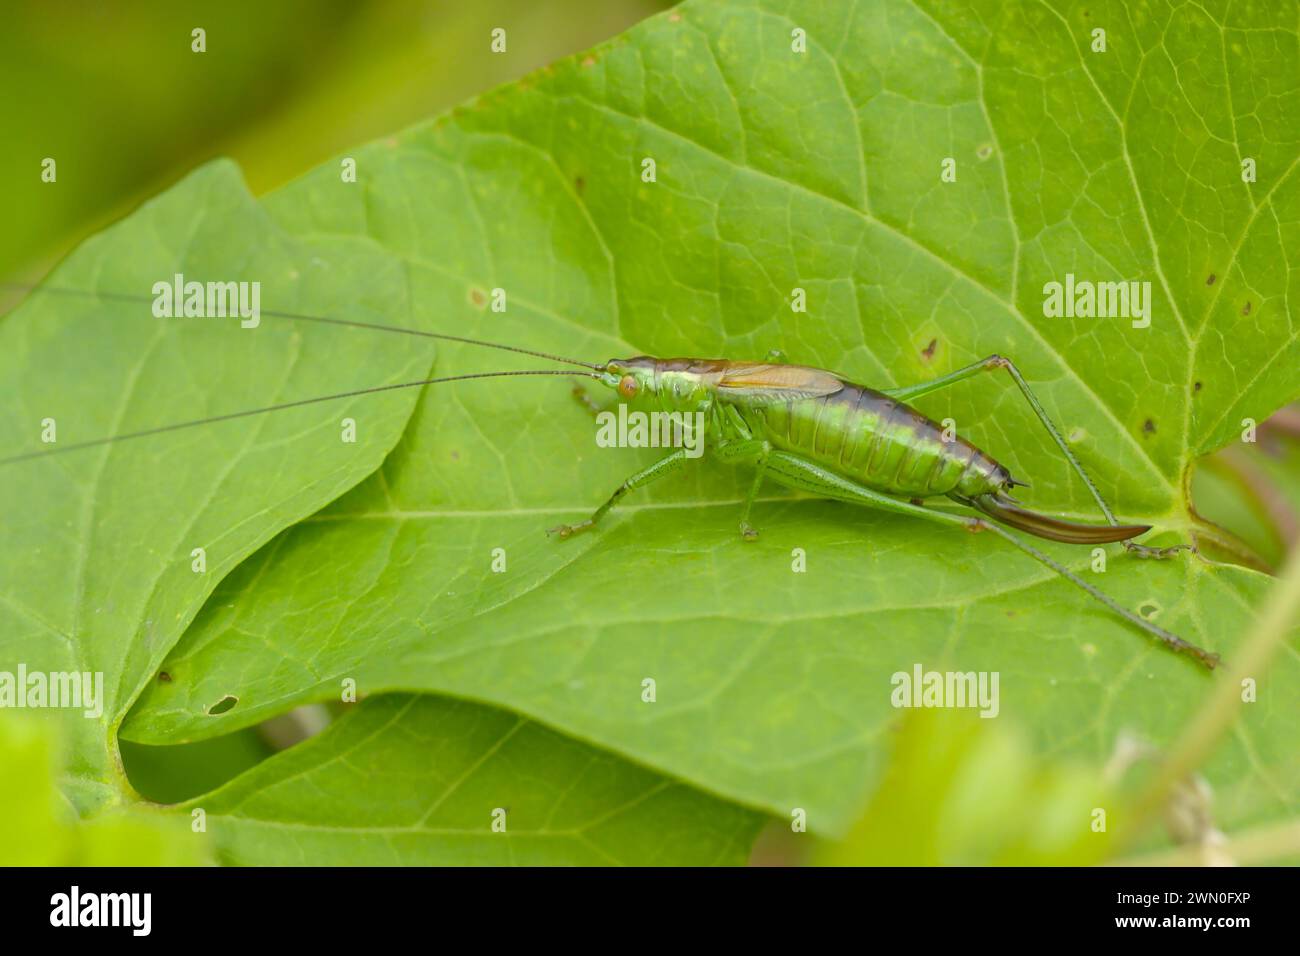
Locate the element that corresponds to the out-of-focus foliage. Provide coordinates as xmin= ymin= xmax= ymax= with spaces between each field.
xmin=2 ymin=0 xmax=668 ymax=284
xmin=817 ymin=710 xmax=1114 ymax=866
xmin=0 ymin=714 xmax=210 ymax=866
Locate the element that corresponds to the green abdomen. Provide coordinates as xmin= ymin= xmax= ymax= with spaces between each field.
xmin=737 ymin=384 xmax=1004 ymax=499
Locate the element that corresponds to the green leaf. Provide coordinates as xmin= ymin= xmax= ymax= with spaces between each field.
xmin=186 ymin=694 xmax=762 ymax=865
xmin=0 ymin=156 xmax=765 ymax=867
xmin=122 ymin=0 xmax=1300 ymax=836
xmin=0 ymin=160 xmax=435 ymax=811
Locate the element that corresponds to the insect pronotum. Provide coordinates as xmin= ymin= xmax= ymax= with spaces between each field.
xmin=0 ymin=284 xmax=1219 ymax=669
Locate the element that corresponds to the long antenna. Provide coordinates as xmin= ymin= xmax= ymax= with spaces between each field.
xmin=0 ymin=369 xmax=599 ymax=467
xmin=0 ymin=282 xmax=603 ymax=370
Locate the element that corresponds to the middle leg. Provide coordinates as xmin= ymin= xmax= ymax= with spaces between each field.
xmin=713 ymin=438 xmax=772 ymax=540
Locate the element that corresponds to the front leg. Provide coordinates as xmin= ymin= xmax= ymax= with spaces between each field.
xmin=548 ymin=449 xmax=691 ymax=539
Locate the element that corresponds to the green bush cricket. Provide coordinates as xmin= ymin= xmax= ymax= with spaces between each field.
xmin=1 ymin=285 xmax=1220 ymax=670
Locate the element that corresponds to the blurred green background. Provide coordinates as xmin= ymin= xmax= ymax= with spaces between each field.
xmin=3 ymin=0 xmax=668 ymax=292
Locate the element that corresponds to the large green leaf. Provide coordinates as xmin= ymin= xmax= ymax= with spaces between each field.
xmin=189 ymin=695 xmax=761 ymax=865
xmin=0 ymin=161 xmax=436 ymax=810
xmin=121 ymin=0 xmax=1300 ymax=836
xmin=0 ymin=159 xmax=751 ymax=866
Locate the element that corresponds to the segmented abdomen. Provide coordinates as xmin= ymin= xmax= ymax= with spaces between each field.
xmin=739 ymin=384 xmax=1004 ymax=498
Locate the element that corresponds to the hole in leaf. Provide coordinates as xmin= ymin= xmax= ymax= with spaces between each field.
xmin=207 ymin=695 xmax=238 ymax=716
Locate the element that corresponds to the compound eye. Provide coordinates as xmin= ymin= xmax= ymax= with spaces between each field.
xmin=618 ymin=374 xmax=639 ymax=398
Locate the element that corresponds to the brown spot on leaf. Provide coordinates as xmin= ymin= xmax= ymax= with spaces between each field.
xmin=581 ymin=56 xmax=596 ymax=67
xmin=574 ymin=176 xmax=586 ymax=195
xmin=158 ymin=671 xmax=172 ymax=683
xmin=1143 ymin=418 xmax=1156 ymax=434
xmin=469 ymin=287 xmax=487 ymax=308
xmin=921 ymin=338 xmax=938 ymax=361
xmin=1194 ymin=381 xmax=1203 ymax=393
xmin=668 ymin=11 xmax=681 ymax=21
xmin=1242 ymin=300 xmax=1252 ymax=315
xmin=1206 ymin=273 xmax=1216 ymax=285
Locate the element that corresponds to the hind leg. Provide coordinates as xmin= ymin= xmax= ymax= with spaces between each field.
xmin=757 ymin=450 xmax=1216 ymax=669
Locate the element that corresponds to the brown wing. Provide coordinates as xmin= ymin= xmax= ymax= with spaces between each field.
xmin=715 ymin=362 xmax=847 ymax=404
